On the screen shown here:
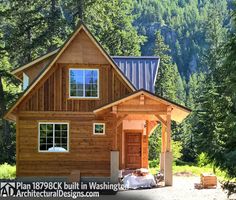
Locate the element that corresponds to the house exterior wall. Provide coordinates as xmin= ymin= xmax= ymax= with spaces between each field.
xmin=17 ymin=112 xmax=115 ymax=177
xmin=15 ymin=56 xmax=53 ymax=83
xmin=13 ymin=26 xmax=135 ymax=178
xmin=18 ymin=64 xmax=132 ymax=112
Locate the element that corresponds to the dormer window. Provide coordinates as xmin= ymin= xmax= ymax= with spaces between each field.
xmin=23 ymin=73 xmax=29 ymax=90
xmin=69 ymin=69 xmax=99 ymax=98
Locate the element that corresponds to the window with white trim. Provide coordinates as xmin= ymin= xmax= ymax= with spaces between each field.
xmin=69 ymin=69 xmax=99 ymax=98
xmin=39 ymin=123 xmax=69 ymax=152
xmin=93 ymin=123 xmax=105 ymax=135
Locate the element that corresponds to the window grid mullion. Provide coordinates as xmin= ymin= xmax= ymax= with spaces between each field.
xmin=53 ymin=124 xmax=55 ymax=149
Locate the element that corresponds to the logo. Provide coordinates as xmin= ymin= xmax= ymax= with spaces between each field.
xmin=0 ymin=182 xmax=15 ymax=197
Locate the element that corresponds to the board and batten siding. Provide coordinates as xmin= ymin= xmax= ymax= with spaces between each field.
xmin=14 ymin=26 xmax=134 ymax=177
xmin=17 ymin=64 xmax=132 ymax=112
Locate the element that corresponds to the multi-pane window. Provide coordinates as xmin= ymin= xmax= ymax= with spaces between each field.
xmin=69 ymin=69 xmax=99 ymax=98
xmin=39 ymin=123 xmax=69 ymax=152
xmin=93 ymin=123 xmax=105 ymax=135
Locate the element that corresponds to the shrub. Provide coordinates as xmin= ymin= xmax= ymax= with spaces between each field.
xmin=0 ymin=163 xmax=16 ymax=179
xmin=149 ymin=126 xmax=183 ymax=164
xmin=197 ymin=152 xmax=210 ymax=167
xmin=149 ymin=159 xmax=159 ymax=168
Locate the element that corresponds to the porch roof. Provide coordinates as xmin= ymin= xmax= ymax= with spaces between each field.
xmin=93 ymin=89 xmax=191 ymax=123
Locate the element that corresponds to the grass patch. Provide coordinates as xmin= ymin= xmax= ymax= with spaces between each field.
xmin=0 ymin=163 xmax=16 ymax=180
xmin=149 ymin=164 xmax=231 ymax=181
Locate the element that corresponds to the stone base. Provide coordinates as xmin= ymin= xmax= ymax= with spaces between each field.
xmin=160 ymin=152 xmax=164 ymax=173
xmin=164 ymin=152 xmax=173 ymax=186
xmin=110 ymin=151 xmax=119 ymax=183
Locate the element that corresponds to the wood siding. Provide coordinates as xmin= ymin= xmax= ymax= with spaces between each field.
xmin=18 ymin=64 xmax=132 ymax=112
xmin=57 ymin=29 xmax=109 ymax=65
xmin=17 ymin=112 xmax=115 ymax=177
xmin=15 ymin=56 xmax=53 ymax=83
xmin=13 ymin=25 xmax=137 ymax=178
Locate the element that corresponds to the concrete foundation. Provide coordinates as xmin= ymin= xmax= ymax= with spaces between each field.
xmin=110 ymin=151 xmax=119 ymax=183
xmin=164 ymin=151 xmax=173 ymax=186
xmin=160 ymin=152 xmax=164 ymax=173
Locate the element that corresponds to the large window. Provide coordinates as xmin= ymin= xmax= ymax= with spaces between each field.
xmin=39 ymin=123 xmax=69 ymax=152
xmin=69 ymin=69 xmax=99 ymax=98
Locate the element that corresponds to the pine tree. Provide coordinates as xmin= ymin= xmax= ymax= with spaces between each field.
xmin=0 ymin=2 xmax=20 ymax=163
xmin=5 ymin=0 xmax=68 ymax=65
xmin=193 ymin=2 xmax=230 ymax=172
xmin=154 ymin=31 xmax=186 ymax=105
xmin=84 ymin=0 xmax=145 ymax=56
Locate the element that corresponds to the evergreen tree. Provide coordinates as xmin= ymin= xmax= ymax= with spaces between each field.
xmin=214 ymin=8 xmax=236 ymax=176
xmin=154 ymin=31 xmax=186 ymax=105
xmin=84 ymin=0 xmax=145 ymax=56
xmin=5 ymin=0 xmax=68 ymax=65
xmin=0 ymin=2 xmax=20 ymax=163
xmin=193 ymin=2 xmax=229 ymax=172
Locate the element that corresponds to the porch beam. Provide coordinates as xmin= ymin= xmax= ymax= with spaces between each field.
xmin=111 ymin=106 xmax=118 ymax=115
xmin=155 ymin=114 xmax=167 ymax=127
xmin=116 ymin=111 xmax=167 ymax=115
xmin=117 ymin=114 xmax=128 ymax=127
xmin=117 ymin=104 xmax=167 ymax=112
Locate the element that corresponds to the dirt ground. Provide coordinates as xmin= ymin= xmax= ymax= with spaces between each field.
xmin=111 ymin=176 xmax=229 ymax=200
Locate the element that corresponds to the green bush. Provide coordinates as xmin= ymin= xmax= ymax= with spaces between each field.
xmin=149 ymin=159 xmax=159 ymax=168
xmin=149 ymin=126 xmax=183 ymax=164
xmin=0 ymin=163 xmax=16 ymax=179
xmin=197 ymin=152 xmax=210 ymax=167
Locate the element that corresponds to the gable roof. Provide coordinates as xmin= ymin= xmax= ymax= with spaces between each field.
xmin=11 ymin=49 xmax=59 ymax=76
xmin=4 ymin=22 xmax=136 ymax=121
xmin=94 ymin=89 xmax=191 ymax=123
xmin=112 ymin=56 xmax=160 ymax=93
xmin=12 ymin=54 xmax=160 ymax=93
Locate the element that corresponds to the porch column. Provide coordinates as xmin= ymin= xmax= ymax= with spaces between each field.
xmin=164 ymin=106 xmax=173 ymax=186
xmin=110 ymin=151 xmax=119 ymax=183
xmin=160 ymin=124 xmax=166 ymax=173
xmin=110 ymin=117 xmax=119 ymax=183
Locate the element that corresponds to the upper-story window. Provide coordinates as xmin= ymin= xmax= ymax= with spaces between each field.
xmin=23 ymin=73 xmax=29 ymax=90
xmin=69 ymin=69 xmax=99 ymax=98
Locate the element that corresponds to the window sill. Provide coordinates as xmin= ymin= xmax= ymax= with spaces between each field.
xmin=68 ymin=97 xmax=100 ymax=100
xmin=38 ymin=151 xmax=69 ymax=153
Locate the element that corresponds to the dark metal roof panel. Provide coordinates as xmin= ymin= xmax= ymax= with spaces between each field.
xmin=111 ymin=56 xmax=160 ymax=93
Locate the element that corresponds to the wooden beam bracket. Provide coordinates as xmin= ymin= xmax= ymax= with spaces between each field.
xmin=155 ymin=114 xmax=167 ymax=127
xmin=140 ymin=94 xmax=145 ymax=105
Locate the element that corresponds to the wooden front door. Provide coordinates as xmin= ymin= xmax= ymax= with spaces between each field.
xmin=125 ymin=132 xmax=142 ymax=169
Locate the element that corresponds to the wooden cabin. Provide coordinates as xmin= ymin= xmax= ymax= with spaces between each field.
xmin=4 ymin=22 xmax=191 ymax=186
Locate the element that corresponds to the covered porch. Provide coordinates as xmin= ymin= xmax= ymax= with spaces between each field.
xmin=94 ymin=90 xmax=191 ymax=186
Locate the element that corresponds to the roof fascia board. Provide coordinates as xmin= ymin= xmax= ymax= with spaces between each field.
xmin=94 ymin=90 xmax=191 ymax=114
xmin=11 ymin=49 xmax=59 ymax=75
xmin=4 ymin=23 xmax=137 ymax=120
xmin=82 ymin=25 xmax=136 ymax=91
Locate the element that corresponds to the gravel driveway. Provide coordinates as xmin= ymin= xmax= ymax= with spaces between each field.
xmin=101 ymin=176 xmax=228 ymax=200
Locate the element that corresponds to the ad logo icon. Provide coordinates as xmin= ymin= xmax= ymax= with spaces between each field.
xmin=0 ymin=182 xmax=15 ymax=197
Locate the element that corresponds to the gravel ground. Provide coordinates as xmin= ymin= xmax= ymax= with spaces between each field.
xmin=106 ymin=176 xmax=228 ymax=200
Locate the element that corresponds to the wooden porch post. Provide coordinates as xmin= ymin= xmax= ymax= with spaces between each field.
xmin=111 ymin=114 xmax=119 ymax=183
xmin=160 ymin=123 xmax=166 ymax=173
xmin=164 ymin=106 xmax=173 ymax=186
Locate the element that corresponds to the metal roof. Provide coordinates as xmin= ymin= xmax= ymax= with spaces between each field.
xmin=112 ymin=56 xmax=160 ymax=93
